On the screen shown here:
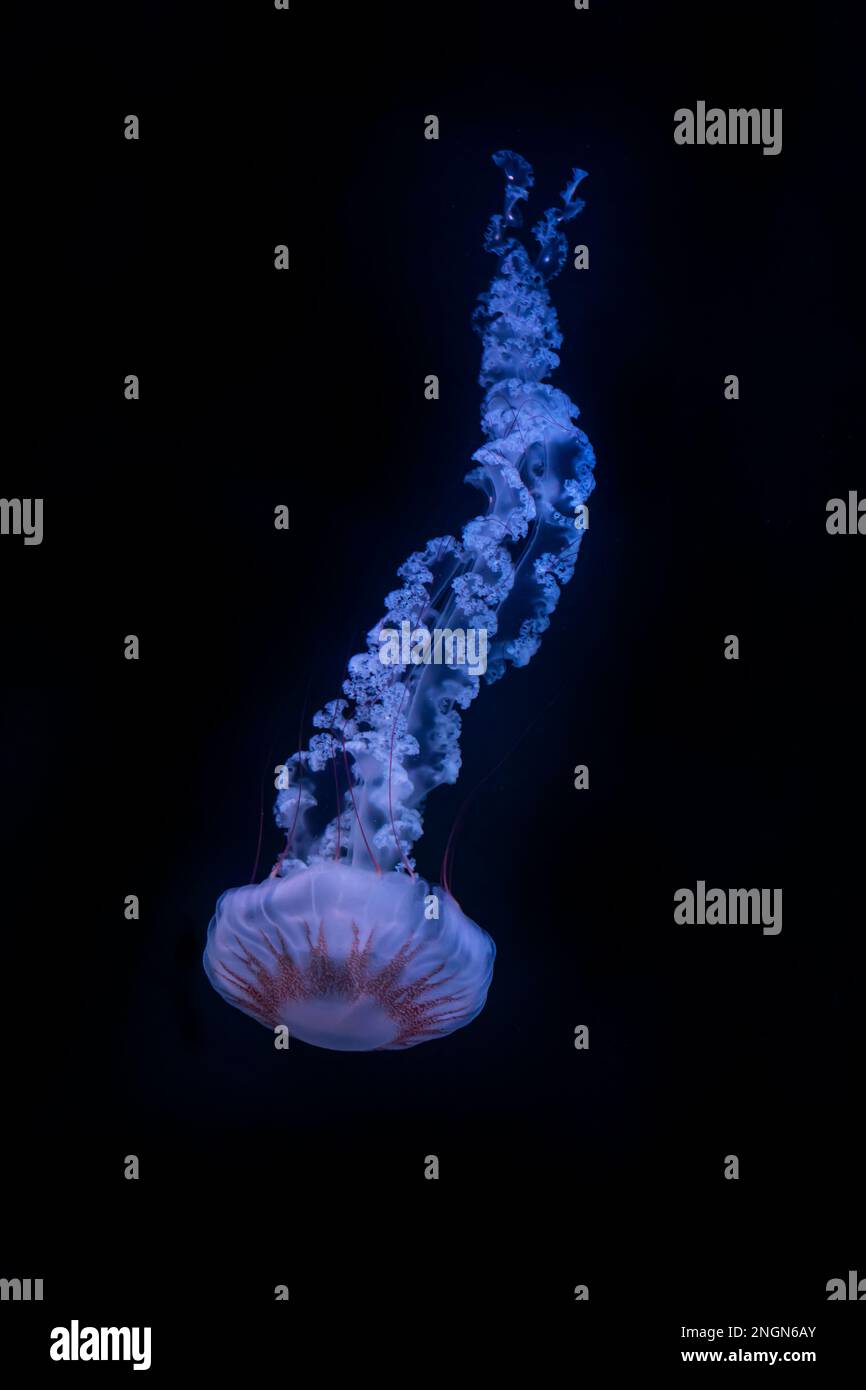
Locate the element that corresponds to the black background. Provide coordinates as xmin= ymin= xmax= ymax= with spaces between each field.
xmin=2 ymin=0 xmax=863 ymax=1372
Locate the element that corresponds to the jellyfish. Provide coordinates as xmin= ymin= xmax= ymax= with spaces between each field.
xmin=203 ymin=150 xmax=596 ymax=1050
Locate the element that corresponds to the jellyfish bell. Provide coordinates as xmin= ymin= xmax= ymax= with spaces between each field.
xmin=203 ymin=860 xmax=495 ymax=1051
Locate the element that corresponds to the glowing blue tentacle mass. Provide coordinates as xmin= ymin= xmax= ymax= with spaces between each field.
xmin=203 ymin=152 xmax=596 ymax=1049
xmin=276 ymin=150 xmax=596 ymax=875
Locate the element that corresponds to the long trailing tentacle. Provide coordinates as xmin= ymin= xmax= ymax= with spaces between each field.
xmin=274 ymin=151 xmax=596 ymax=875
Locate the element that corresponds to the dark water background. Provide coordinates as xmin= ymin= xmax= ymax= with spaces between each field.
xmin=2 ymin=0 xmax=862 ymax=1365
